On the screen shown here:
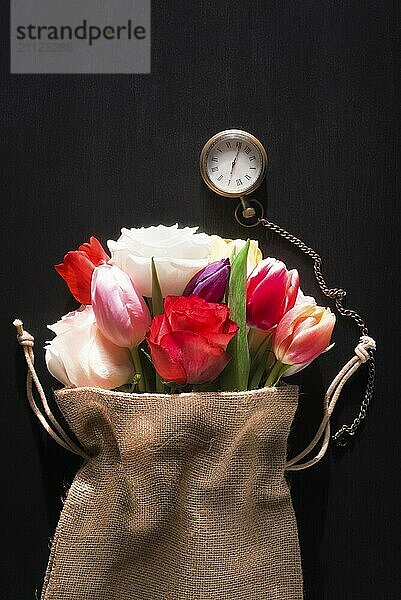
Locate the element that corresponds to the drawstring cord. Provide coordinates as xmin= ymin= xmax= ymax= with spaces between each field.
xmin=285 ymin=335 xmax=376 ymax=471
xmin=14 ymin=317 xmax=376 ymax=469
xmin=14 ymin=319 xmax=89 ymax=460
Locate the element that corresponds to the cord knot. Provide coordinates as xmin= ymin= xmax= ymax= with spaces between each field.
xmin=354 ymin=335 xmax=376 ymax=363
xmin=17 ymin=331 xmax=34 ymax=348
xmin=13 ymin=319 xmax=34 ymax=348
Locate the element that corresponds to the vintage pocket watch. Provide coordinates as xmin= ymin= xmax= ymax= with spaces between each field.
xmin=200 ymin=129 xmax=268 ymax=225
xmin=199 ymin=129 xmax=267 ymax=198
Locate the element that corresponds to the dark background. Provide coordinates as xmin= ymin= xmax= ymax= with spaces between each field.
xmin=1 ymin=1 xmax=400 ymax=598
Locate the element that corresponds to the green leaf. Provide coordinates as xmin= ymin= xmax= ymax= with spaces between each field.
xmin=229 ymin=246 xmax=238 ymax=263
xmin=220 ymin=239 xmax=250 ymax=391
xmin=151 ymin=257 xmax=164 ymax=316
xmin=151 ymin=257 xmax=165 ymax=392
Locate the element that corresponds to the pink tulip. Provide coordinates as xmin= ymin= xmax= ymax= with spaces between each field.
xmin=246 ymin=258 xmax=300 ymax=331
xmin=91 ymin=264 xmax=151 ymax=348
xmin=273 ymin=303 xmax=336 ymax=367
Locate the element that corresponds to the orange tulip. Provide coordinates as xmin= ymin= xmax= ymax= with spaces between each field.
xmin=274 ymin=303 xmax=335 ymax=365
xmin=265 ymin=303 xmax=335 ymax=386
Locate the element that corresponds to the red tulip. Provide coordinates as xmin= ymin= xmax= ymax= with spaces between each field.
xmin=246 ymin=258 xmax=299 ymax=331
xmin=146 ymin=295 xmax=238 ymax=385
xmin=55 ymin=236 xmax=109 ymax=305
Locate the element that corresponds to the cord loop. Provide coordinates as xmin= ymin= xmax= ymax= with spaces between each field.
xmin=354 ymin=336 xmax=376 ymax=363
xmin=13 ymin=319 xmax=89 ymax=460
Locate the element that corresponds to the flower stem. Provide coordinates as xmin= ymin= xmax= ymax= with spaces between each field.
xmin=264 ymin=360 xmax=285 ymax=388
xmin=248 ymin=330 xmax=272 ymax=387
xmin=155 ymin=374 xmax=164 ymax=393
xmin=130 ymin=346 xmax=146 ymax=392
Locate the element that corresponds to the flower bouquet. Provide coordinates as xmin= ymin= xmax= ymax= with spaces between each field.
xmin=17 ymin=223 xmax=342 ymax=600
xmin=46 ymin=224 xmax=335 ymax=395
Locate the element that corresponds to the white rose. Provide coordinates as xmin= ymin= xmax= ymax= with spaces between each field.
xmin=107 ymin=224 xmax=212 ymax=297
xmin=45 ymin=306 xmax=133 ymax=389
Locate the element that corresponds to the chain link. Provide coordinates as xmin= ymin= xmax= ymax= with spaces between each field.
xmin=257 ymin=217 xmax=376 ymax=446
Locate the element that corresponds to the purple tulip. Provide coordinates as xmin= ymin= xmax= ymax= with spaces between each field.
xmin=183 ymin=258 xmax=230 ymax=303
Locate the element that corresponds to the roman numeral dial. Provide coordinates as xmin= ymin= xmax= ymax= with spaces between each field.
xmin=200 ymin=130 xmax=268 ymax=198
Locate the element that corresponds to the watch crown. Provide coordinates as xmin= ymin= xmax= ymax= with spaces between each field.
xmin=243 ymin=206 xmax=256 ymax=219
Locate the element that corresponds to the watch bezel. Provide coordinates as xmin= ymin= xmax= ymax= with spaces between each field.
xmin=199 ymin=129 xmax=268 ymax=198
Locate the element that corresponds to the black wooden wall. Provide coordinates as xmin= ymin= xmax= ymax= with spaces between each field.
xmin=1 ymin=2 xmax=400 ymax=598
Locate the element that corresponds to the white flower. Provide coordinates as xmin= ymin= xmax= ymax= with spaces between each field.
xmin=107 ymin=224 xmax=212 ymax=297
xmin=209 ymin=235 xmax=262 ymax=275
xmin=45 ymin=306 xmax=133 ymax=389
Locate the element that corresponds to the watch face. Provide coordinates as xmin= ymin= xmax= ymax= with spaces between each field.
xmin=200 ymin=129 xmax=267 ymax=197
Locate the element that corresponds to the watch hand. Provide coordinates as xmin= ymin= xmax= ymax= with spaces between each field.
xmin=231 ymin=147 xmax=240 ymax=171
xmin=228 ymin=147 xmax=240 ymax=186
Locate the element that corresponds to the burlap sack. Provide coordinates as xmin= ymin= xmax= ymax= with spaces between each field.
xmin=41 ymin=385 xmax=303 ymax=600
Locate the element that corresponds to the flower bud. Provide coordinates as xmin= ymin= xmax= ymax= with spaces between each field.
xmin=273 ymin=303 xmax=336 ymax=368
xmin=246 ymin=258 xmax=299 ymax=331
xmin=183 ymin=258 xmax=230 ymax=302
xmin=55 ymin=236 xmax=109 ymax=305
xmin=91 ymin=264 xmax=151 ymax=348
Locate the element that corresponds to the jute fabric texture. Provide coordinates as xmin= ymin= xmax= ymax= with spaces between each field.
xmin=41 ymin=386 xmax=303 ymax=600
